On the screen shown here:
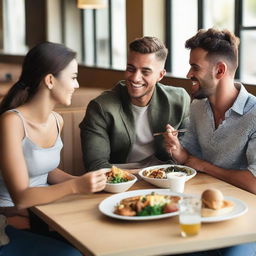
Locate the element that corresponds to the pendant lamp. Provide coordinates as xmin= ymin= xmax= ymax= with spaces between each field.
xmin=77 ymin=0 xmax=107 ymax=9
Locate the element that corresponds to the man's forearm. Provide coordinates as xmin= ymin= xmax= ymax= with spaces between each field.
xmin=185 ymin=155 xmax=256 ymax=194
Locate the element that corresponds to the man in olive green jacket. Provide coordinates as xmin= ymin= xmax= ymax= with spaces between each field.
xmin=79 ymin=37 xmax=190 ymax=171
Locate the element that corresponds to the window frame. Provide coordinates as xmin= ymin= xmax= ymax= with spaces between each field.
xmin=79 ymin=0 xmax=128 ymax=69
xmin=165 ymin=0 xmax=256 ymax=82
xmin=0 ymin=0 xmax=255 ymax=89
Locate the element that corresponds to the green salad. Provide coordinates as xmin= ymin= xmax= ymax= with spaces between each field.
xmin=108 ymin=176 xmax=130 ymax=184
xmin=106 ymin=166 xmax=133 ymax=183
xmin=137 ymin=205 xmax=163 ymax=216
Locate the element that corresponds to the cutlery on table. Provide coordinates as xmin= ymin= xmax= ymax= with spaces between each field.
xmin=153 ymin=129 xmax=188 ymax=136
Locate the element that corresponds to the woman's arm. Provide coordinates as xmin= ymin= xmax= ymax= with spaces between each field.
xmin=0 ymin=112 xmax=107 ymax=210
xmin=10 ymin=171 xmax=106 ymax=210
xmin=47 ymin=168 xmax=78 ymax=184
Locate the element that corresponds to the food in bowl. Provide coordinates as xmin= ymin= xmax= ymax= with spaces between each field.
xmin=106 ymin=166 xmax=134 ymax=183
xmin=143 ymin=166 xmax=193 ymax=179
xmin=114 ymin=192 xmax=180 ymax=216
xmin=201 ymin=189 xmax=234 ymax=217
xmin=104 ymin=166 xmax=137 ymax=193
xmin=139 ymin=165 xmax=196 ymax=188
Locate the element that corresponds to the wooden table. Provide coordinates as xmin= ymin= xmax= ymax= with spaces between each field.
xmin=31 ymin=173 xmax=256 ymax=256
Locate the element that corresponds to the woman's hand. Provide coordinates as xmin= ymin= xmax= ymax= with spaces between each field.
xmin=164 ymin=124 xmax=189 ymax=164
xmin=74 ymin=169 xmax=108 ymax=194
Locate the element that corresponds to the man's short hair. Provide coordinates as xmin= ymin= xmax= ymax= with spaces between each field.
xmin=185 ymin=28 xmax=240 ymax=71
xmin=129 ymin=36 xmax=168 ymax=62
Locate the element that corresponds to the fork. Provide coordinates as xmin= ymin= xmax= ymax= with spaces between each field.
xmin=153 ymin=129 xmax=188 ymax=136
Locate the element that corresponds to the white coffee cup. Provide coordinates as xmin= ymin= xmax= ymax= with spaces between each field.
xmin=166 ymin=172 xmax=187 ymax=193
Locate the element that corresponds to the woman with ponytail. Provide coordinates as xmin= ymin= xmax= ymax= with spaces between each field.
xmin=0 ymin=42 xmax=107 ymax=256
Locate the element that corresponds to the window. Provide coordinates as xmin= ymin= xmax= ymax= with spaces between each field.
xmin=83 ymin=10 xmax=95 ymax=66
xmin=1 ymin=0 xmax=27 ymax=54
xmin=0 ymin=0 xmax=127 ymax=71
xmin=81 ymin=0 xmax=126 ymax=69
xmin=166 ymin=0 xmax=256 ymax=84
xmin=240 ymin=0 xmax=256 ymax=84
xmin=166 ymin=0 xmax=198 ymax=77
xmin=204 ymin=0 xmax=234 ymax=31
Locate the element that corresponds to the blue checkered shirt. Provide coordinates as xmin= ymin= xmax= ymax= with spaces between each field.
xmin=181 ymin=83 xmax=256 ymax=176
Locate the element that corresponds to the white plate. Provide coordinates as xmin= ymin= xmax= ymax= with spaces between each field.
xmin=201 ymin=196 xmax=248 ymax=223
xmin=99 ymin=189 xmax=180 ymax=221
xmin=99 ymin=190 xmax=248 ymax=222
xmin=139 ymin=164 xmax=197 ymax=188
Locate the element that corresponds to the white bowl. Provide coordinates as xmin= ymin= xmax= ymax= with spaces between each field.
xmin=104 ymin=172 xmax=137 ymax=193
xmin=139 ymin=164 xmax=196 ymax=189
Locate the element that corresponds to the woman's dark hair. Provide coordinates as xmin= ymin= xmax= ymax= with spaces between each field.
xmin=0 ymin=42 xmax=76 ymax=115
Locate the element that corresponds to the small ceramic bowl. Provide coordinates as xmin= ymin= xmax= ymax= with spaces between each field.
xmin=104 ymin=172 xmax=137 ymax=193
xmin=139 ymin=164 xmax=197 ymax=189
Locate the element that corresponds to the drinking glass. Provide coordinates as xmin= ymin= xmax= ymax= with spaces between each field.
xmin=178 ymin=197 xmax=201 ymax=237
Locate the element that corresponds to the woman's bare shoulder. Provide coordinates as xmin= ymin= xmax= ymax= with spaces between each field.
xmin=0 ymin=111 xmax=22 ymax=125
xmin=0 ymin=111 xmax=24 ymax=137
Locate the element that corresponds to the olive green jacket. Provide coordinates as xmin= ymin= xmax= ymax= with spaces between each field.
xmin=79 ymin=81 xmax=190 ymax=171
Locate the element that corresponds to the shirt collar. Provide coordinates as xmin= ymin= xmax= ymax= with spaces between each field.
xmin=230 ymin=83 xmax=249 ymax=115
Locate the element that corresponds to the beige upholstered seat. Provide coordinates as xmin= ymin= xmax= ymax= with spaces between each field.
xmin=55 ymin=88 xmax=103 ymax=175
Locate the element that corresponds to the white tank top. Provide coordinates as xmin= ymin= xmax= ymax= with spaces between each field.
xmin=0 ymin=109 xmax=63 ymax=207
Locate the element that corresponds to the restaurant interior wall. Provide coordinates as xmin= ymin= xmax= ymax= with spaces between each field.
xmin=0 ymin=0 xmax=255 ymax=96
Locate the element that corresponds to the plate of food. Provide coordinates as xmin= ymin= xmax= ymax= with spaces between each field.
xmin=200 ymin=189 xmax=248 ymax=223
xmin=139 ymin=164 xmax=197 ymax=188
xmin=99 ymin=189 xmax=181 ymax=220
xmin=104 ymin=166 xmax=137 ymax=193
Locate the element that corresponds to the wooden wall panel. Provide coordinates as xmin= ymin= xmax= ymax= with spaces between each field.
xmin=25 ymin=0 xmax=47 ymax=48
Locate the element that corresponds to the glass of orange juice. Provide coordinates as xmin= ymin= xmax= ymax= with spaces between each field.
xmin=178 ymin=197 xmax=201 ymax=237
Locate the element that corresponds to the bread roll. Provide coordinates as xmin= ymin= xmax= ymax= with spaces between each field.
xmin=201 ymin=189 xmax=234 ymax=217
